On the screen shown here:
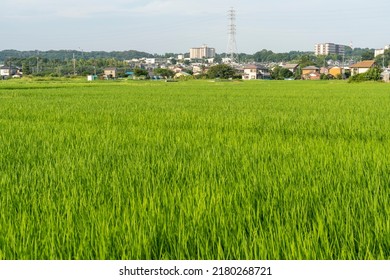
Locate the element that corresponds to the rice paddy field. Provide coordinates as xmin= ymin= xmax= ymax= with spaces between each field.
xmin=0 ymin=78 xmax=389 ymax=260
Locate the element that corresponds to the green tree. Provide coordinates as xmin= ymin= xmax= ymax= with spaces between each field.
xmin=207 ymin=64 xmax=236 ymax=79
xmin=298 ymin=54 xmax=317 ymax=68
xmin=133 ymin=68 xmax=149 ymax=78
xmin=253 ymin=49 xmax=274 ymax=62
xmin=361 ymin=50 xmax=374 ymax=60
xmin=315 ymin=55 xmax=328 ymax=67
xmin=320 ymin=73 xmax=330 ymax=80
xmin=374 ymin=49 xmax=390 ymax=68
xmin=294 ymin=67 xmax=302 ymax=79
xmin=22 ymin=62 xmax=31 ymax=75
xmin=153 ymin=68 xmax=174 ymax=78
xmin=213 ymin=56 xmax=222 ymax=64
xmin=349 ymin=66 xmax=382 ymax=82
xmin=271 ymin=66 xmax=294 ymax=80
xmin=164 ymin=53 xmax=175 ymax=58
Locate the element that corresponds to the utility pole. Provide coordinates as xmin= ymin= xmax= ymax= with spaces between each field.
xmin=36 ymin=51 xmax=39 ymax=74
xmin=8 ymin=58 xmax=12 ymax=77
xmin=383 ymin=54 xmax=385 ymax=69
xmin=73 ymin=53 xmax=76 ymax=76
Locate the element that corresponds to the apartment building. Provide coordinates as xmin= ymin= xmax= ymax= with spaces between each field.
xmin=315 ymin=43 xmax=346 ymax=56
xmin=190 ymin=45 xmax=216 ymax=59
xmin=374 ymin=45 xmax=390 ymax=57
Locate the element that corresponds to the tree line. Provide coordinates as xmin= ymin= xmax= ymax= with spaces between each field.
xmin=0 ymin=49 xmax=154 ymax=62
xmin=1 ymin=47 xmax=382 ymax=65
xmin=1 ymin=48 xmax=388 ymax=78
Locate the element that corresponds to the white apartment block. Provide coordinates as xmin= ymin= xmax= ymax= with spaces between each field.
xmin=374 ymin=45 xmax=390 ymax=57
xmin=315 ymin=43 xmax=346 ymax=56
xmin=190 ymin=45 xmax=216 ymax=59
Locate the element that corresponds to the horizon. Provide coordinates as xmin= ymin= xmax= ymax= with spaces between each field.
xmin=0 ymin=45 xmax=379 ymax=57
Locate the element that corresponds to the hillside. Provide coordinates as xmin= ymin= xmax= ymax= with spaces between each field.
xmin=0 ymin=49 xmax=155 ymax=63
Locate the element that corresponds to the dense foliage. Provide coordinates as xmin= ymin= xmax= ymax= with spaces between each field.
xmin=349 ymin=67 xmax=383 ymax=82
xmin=206 ymin=64 xmax=236 ymax=79
xmin=133 ymin=68 xmax=149 ymax=78
xmin=374 ymin=49 xmax=390 ymax=68
xmin=1 ymin=47 xmax=380 ymax=70
xmin=253 ymin=49 xmax=313 ymax=63
xmin=271 ymin=66 xmax=294 ymax=80
xmin=153 ymin=68 xmax=175 ymax=78
xmin=2 ymin=56 xmax=131 ymax=77
xmin=0 ymin=49 xmax=154 ymax=62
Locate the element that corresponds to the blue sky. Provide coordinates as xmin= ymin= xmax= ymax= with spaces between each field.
xmin=1 ymin=0 xmax=389 ymax=54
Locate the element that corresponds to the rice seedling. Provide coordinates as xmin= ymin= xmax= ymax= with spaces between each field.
xmin=0 ymin=79 xmax=389 ymax=259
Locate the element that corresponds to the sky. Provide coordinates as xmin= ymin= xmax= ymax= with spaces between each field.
xmin=1 ymin=0 xmax=389 ymax=54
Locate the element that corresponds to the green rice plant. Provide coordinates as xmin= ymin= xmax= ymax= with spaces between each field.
xmin=0 ymin=79 xmax=389 ymax=260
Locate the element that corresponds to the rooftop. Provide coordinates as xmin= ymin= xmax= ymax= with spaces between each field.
xmin=350 ymin=60 xmax=376 ymax=68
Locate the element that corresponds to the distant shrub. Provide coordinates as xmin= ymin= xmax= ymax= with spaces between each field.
xmin=207 ymin=64 xmax=236 ymax=79
xmin=320 ymin=73 xmax=329 ymax=80
xmin=233 ymin=73 xmax=243 ymax=79
xmin=271 ymin=66 xmax=293 ymax=80
xmin=177 ymin=75 xmax=194 ymax=81
xmin=349 ymin=67 xmax=382 ymax=83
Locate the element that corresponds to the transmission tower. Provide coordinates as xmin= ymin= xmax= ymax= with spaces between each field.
xmin=226 ymin=7 xmax=238 ymax=64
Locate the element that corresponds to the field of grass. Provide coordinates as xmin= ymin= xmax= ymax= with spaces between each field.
xmin=0 ymin=79 xmax=389 ymax=259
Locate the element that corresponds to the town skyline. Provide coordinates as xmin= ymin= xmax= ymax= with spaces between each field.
xmin=1 ymin=0 xmax=389 ymax=54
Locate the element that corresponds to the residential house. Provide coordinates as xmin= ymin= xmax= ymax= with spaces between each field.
xmin=206 ymin=58 xmax=215 ymax=64
xmin=320 ymin=67 xmax=329 ymax=75
xmin=327 ymin=59 xmax=341 ymax=67
xmin=282 ymin=64 xmax=299 ymax=75
xmin=302 ymin=66 xmax=319 ymax=75
xmin=192 ymin=63 xmax=205 ymax=75
xmin=242 ymin=65 xmax=270 ymax=80
xmin=242 ymin=65 xmax=258 ymax=80
xmin=104 ymin=67 xmax=117 ymax=79
xmin=329 ymin=66 xmax=343 ymax=78
xmin=170 ymin=66 xmax=184 ymax=73
xmin=301 ymin=66 xmax=320 ymax=80
xmin=145 ymin=58 xmax=156 ymax=65
xmin=1 ymin=66 xmax=17 ymax=77
xmin=350 ymin=60 xmax=376 ymax=76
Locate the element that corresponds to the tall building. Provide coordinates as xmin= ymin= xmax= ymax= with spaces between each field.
xmin=374 ymin=45 xmax=390 ymax=57
xmin=315 ymin=43 xmax=346 ymax=56
xmin=189 ymin=45 xmax=216 ymax=59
